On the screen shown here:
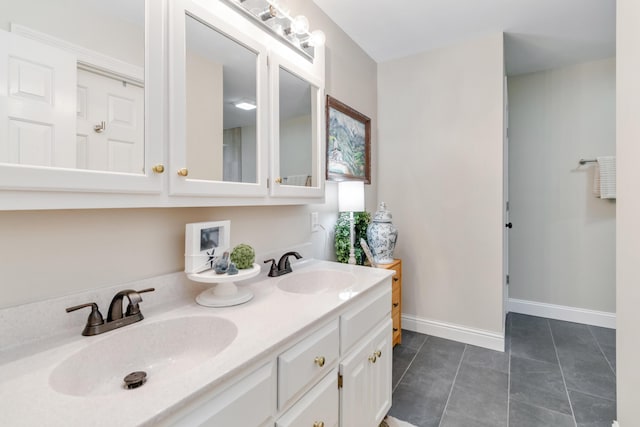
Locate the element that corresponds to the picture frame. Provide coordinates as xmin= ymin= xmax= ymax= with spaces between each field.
xmin=185 ymin=220 xmax=231 ymax=273
xmin=326 ymin=95 xmax=371 ymax=183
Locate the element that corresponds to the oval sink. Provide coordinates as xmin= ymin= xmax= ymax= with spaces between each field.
xmin=277 ymin=270 xmax=356 ymax=294
xmin=49 ymin=316 xmax=237 ymax=397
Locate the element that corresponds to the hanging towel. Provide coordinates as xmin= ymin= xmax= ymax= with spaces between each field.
xmin=595 ymin=156 xmax=616 ymax=199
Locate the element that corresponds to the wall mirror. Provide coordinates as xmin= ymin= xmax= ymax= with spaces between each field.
xmin=1 ymin=0 xmax=144 ymax=174
xmin=0 ymin=0 xmax=163 ymax=194
xmin=169 ymin=0 xmax=268 ymax=197
xmin=184 ymin=14 xmax=258 ymax=184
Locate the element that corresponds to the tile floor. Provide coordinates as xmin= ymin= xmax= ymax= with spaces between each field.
xmin=388 ymin=313 xmax=617 ymax=427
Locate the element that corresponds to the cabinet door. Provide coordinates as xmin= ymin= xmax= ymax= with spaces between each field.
xmin=339 ymin=318 xmax=393 ymax=427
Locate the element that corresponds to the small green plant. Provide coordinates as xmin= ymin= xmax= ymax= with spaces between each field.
xmin=335 ymin=211 xmax=371 ymax=265
xmin=230 ymin=243 xmax=255 ymax=269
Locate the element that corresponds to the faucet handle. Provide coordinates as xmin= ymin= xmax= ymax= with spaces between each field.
xmin=264 ymin=259 xmax=278 ymax=277
xmin=125 ymin=288 xmax=155 ymax=316
xmin=66 ymin=302 xmax=105 ymax=328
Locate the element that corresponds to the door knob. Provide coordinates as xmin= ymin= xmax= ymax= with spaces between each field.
xmin=177 ymin=168 xmax=189 ymax=177
xmin=505 ymin=222 xmax=513 ymax=229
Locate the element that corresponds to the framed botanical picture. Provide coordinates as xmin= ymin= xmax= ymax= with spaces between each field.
xmin=185 ymin=220 xmax=230 ymax=273
xmin=326 ymin=95 xmax=371 ymax=183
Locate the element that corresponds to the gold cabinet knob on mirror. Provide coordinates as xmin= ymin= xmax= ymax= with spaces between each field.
xmin=152 ymin=164 xmax=164 ymax=174
xmin=275 ymin=177 xmax=283 ymax=184
xmin=313 ymin=422 xmax=324 ymax=427
xmin=177 ymin=168 xmax=189 ymax=177
xmin=314 ymin=356 xmax=325 ymax=367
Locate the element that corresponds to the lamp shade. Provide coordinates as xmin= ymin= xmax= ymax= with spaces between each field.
xmin=338 ymin=181 xmax=365 ymax=212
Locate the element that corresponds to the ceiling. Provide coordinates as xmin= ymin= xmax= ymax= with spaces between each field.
xmin=311 ymin=0 xmax=616 ymax=76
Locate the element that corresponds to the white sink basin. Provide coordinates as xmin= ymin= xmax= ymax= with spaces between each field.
xmin=277 ymin=270 xmax=357 ymax=294
xmin=49 ymin=316 xmax=237 ymax=397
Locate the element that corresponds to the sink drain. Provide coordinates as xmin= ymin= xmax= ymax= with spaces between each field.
xmin=123 ymin=371 xmax=147 ymax=389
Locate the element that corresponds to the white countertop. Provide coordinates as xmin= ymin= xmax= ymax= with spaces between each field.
xmin=0 ymin=260 xmax=393 ymax=426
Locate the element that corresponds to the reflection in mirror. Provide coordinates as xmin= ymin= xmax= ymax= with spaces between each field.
xmin=0 ymin=0 xmax=146 ymax=174
xmin=279 ymin=67 xmax=316 ymax=187
xmin=185 ymin=14 xmax=258 ymax=183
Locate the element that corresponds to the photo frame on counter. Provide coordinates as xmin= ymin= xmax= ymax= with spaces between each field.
xmin=185 ymin=220 xmax=230 ymax=273
xmin=326 ymin=95 xmax=371 ymax=183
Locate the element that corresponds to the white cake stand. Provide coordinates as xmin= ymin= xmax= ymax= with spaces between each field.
xmin=187 ymin=263 xmax=261 ymax=307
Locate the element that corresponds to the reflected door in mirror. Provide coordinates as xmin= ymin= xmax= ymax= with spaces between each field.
xmin=0 ymin=0 xmax=146 ymax=174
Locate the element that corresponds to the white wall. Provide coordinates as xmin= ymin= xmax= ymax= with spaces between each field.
xmin=508 ymin=58 xmax=616 ymax=313
xmin=0 ymin=0 xmax=378 ymax=309
xmin=377 ymin=33 xmax=505 ymax=338
xmin=616 ymin=0 xmax=640 ymax=423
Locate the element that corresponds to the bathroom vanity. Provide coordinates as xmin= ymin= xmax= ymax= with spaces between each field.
xmin=0 ymin=260 xmax=394 ymax=426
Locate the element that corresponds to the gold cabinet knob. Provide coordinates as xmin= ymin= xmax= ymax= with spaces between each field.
xmin=368 ymin=354 xmax=377 ymax=363
xmin=275 ymin=177 xmax=283 ymax=184
xmin=313 ymin=422 xmax=324 ymax=427
xmin=393 ymin=302 xmax=399 ymax=308
xmin=177 ymin=168 xmax=189 ymax=177
xmin=375 ymin=350 xmax=382 ymax=358
xmin=152 ymin=164 xmax=164 ymax=174
xmin=314 ymin=356 xmax=325 ymax=367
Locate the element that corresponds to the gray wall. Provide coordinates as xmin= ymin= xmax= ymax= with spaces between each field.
xmin=508 ymin=58 xmax=616 ymax=313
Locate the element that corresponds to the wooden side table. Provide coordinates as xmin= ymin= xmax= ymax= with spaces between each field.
xmin=380 ymin=259 xmax=402 ymax=347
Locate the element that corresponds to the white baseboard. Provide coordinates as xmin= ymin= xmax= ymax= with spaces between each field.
xmin=401 ymin=314 xmax=505 ymax=352
xmin=508 ymin=298 xmax=616 ymax=329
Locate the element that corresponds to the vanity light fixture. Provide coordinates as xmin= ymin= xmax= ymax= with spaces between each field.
xmin=235 ymin=101 xmax=257 ymax=111
xmin=221 ymin=0 xmax=325 ymax=59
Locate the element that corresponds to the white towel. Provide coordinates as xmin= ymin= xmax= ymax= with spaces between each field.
xmin=595 ymin=156 xmax=616 ymax=199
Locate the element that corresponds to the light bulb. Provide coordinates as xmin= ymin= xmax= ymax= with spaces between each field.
xmin=309 ymin=30 xmax=325 ymax=46
xmin=290 ymin=15 xmax=309 ymax=35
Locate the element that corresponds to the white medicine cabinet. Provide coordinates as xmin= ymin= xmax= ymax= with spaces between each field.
xmin=0 ymin=0 xmax=165 ymax=202
xmin=0 ymin=0 xmax=326 ymax=210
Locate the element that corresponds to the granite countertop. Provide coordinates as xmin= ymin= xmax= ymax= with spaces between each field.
xmin=0 ymin=260 xmax=393 ymax=426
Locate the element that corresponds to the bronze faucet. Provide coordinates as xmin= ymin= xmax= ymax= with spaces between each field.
xmin=66 ymin=288 xmax=155 ymax=336
xmin=264 ymin=251 xmax=302 ymax=277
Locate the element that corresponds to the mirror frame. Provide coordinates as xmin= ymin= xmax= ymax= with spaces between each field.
xmin=168 ymin=0 xmax=269 ymax=197
xmin=268 ymin=49 xmax=325 ymax=199
xmin=0 ymin=0 xmax=164 ymax=195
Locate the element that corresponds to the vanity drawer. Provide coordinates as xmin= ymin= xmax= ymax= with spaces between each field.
xmin=276 ymin=369 xmax=339 ymax=427
xmin=340 ymin=283 xmax=392 ymax=354
xmin=278 ymin=319 xmax=339 ymax=410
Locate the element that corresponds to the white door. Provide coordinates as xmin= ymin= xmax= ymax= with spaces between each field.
xmin=0 ymin=31 xmax=76 ymax=167
xmin=503 ymin=75 xmax=510 ymax=332
xmin=76 ymin=68 xmax=144 ymax=173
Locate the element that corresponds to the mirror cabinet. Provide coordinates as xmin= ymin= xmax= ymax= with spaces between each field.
xmin=0 ymin=0 xmax=164 ymax=198
xmin=0 ymin=0 xmax=325 ymax=209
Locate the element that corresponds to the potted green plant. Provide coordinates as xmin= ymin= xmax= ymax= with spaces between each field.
xmin=335 ymin=211 xmax=371 ymax=265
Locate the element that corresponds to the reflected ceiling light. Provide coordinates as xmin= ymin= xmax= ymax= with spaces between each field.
xmin=235 ymin=101 xmax=256 ymax=111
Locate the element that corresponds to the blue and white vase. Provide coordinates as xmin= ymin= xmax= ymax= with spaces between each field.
xmin=366 ymin=202 xmax=398 ymax=265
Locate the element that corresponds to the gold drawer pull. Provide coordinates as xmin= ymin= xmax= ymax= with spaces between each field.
xmin=177 ymin=168 xmax=189 ymax=177
xmin=313 ymin=422 xmax=324 ymax=427
xmin=393 ymin=302 xmax=399 ymax=307
xmin=314 ymin=356 xmax=325 ymax=367
xmin=368 ymin=354 xmax=377 ymax=363
xmin=152 ymin=164 xmax=165 ymax=174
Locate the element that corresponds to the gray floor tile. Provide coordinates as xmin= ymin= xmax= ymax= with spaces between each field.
xmin=400 ymin=329 xmax=428 ymax=351
xmin=510 ymin=315 xmax=557 ymax=364
xmin=392 ymin=342 xmax=420 ymax=389
xmin=389 ymin=376 xmax=453 ymax=427
xmin=440 ymin=410 xmax=497 ymax=427
xmin=509 ymin=356 xmax=572 ymax=415
xmin=454 ymin=363 xmax=508 ymax=396
xmin=599 ymin=344 xmax=616 ymax=373
xmin=463 ymin=345 xmax=510 ymax=374
xmin=569 ymin=389 xmax=616 ymax=427
xmin=509 ymin=400 xmax=576 ymax=427
xmin=406 ymin=337 xmax=465 ymax=382
xmin=588 ymin=326 xmax=615 ymax=348
xmin=445 ymin=384 xmax=508 ymax=427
